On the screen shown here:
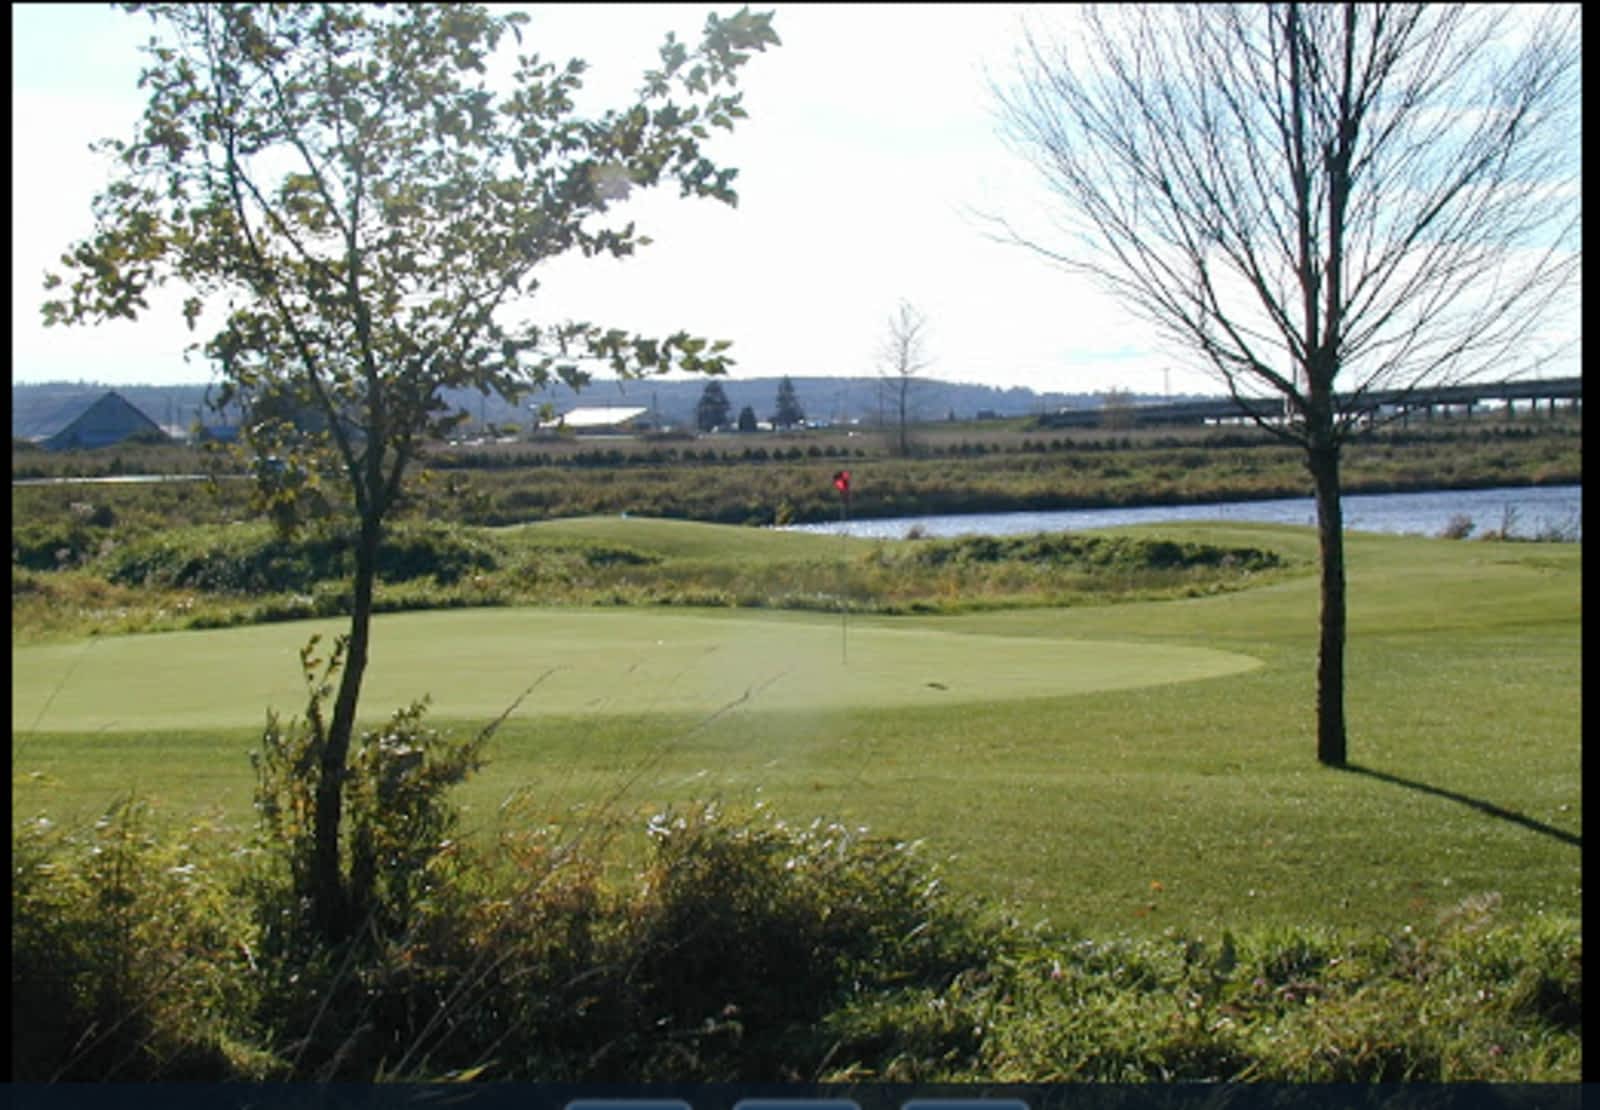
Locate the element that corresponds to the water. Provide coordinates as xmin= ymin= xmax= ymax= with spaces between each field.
xmin=782 ymin=484 xmax=1581 ymax=542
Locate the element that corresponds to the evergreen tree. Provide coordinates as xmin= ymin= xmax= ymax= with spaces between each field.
xmin=772 ymin=375 xmax=805 ymax=428
xmin=696 ymin=381 xmax=732 ymax=431
xmin=736 ymin=404 xmax=758 ymax=431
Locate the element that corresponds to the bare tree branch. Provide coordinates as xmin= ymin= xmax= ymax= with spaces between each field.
xmin=987 ymin=2 xmax=1579 ymax=766
xmin=876 ymin=300 xmax=932 ymax=456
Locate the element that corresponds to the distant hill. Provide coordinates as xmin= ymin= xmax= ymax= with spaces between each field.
xmin=13 ymin=377 xmax=1200 ymax=439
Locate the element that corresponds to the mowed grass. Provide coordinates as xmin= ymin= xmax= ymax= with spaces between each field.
xmin=10 ymin=609 xmax=1260 ymax=730
xmin=12 ymin=519 xmax=1581 ymax=939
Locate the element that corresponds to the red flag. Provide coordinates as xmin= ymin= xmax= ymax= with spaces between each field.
xmin=832 ymin=470 xmax=851 ymax=496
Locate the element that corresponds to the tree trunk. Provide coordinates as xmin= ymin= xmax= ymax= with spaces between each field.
xmin=896 ymin=378 xmax=910 ymax=456
xmin=1306 ymin=441 xmax=1348 ymax=766
xmin=311 ymin=514 xmax=381 ymax=941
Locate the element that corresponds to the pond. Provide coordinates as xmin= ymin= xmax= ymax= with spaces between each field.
xmin=781 ymin=484 xmax=1582 ymax=542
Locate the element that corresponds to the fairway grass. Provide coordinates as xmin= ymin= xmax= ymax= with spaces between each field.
xmin=12 ymin=521 xmax=1581 ymax=939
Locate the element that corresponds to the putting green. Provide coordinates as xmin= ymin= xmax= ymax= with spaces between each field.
xmin=13 ymin=608 xmax=1260 ymax=733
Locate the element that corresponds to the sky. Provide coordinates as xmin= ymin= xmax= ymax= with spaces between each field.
xmin=10 ymin=3 xmax=1579 ymax=398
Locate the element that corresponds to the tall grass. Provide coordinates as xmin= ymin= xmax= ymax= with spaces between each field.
xmin=11 ymin=800 xmax=268 ymax=1079
xmin=12 ymin=791 xmax=1580 ymax=1082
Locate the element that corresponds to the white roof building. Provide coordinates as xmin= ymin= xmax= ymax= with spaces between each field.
xmin=553 ymin=405 xmax=650 ymax=432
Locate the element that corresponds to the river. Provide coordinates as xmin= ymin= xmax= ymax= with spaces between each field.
xmin=782 ymin=484 xmax=1582 ymax=542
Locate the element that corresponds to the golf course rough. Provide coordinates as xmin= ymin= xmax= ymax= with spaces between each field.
xmin=13 ymin=608 xmax=1261 ymax=733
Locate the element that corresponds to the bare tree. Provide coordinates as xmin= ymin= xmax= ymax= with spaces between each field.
xmin=877 ymin=300 xmax=934 ymax=456
xmin=1099 ymin=387 xmax=1136 ymax=431
xmin=992 ymin=3 xmax=1579 ymax=766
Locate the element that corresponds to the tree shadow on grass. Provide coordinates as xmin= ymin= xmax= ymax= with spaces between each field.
xmin=1339 ymin=763 xmax=1581 ymax=848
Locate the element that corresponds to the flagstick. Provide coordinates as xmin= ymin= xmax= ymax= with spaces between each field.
xmin=839 ymin=492 xmax=849 ymax=665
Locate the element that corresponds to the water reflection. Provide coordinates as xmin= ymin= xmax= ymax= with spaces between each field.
xmin=783 ymin=484 xmax=1581 ymax=542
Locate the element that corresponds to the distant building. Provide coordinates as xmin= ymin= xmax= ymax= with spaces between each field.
xmin=551 ymin=405 xmax=650 ymax=434
xmin=34 ymin=391 xmax=169 ymax=451
xmin=195 ymin=423 xmax=243 ymax=445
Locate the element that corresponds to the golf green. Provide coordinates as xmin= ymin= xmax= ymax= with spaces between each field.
xmin=13 ymin=608 xmax=1260 ymax=733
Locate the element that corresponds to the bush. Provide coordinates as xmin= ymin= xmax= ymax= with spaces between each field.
xmin=103 ymin=522 xmax=503 ymax=593
xmin=241 ymin=635 xmax=499 ymax=1079
xmin=10 ymin=790 xmax=1584 ymax=1082
xmin=249 ymin=636 xmax=494 ymax=953
xmin=897 ymin=532 xmax=1282 ymax=574
xmin=195 ymin=787 xmax=1001 ymax=1082
xmin=11 ymin=520 xmax=105 ymax=570
xmin=11 ymin=801 xmax=265 ymax=1080
xmin=447 ymin=801 xmax=1001 ymax=1082
xmin=620 ymin=806 xmax=993 ymax=1057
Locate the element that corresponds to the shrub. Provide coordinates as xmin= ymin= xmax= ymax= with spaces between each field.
xmin=895 ymin=532 xmax=1282 ymax=575
xmin=103 ymin=522 xmax=503 ymax=593
xmin=508 ymin=802 xmax=1000 ymax=1081
xmin=210 ymin=791 xmax=1003 ymax=1082
xmin=11 ymin=520 xmax=104 ymax=570
xmin=580 ymin=543 xmax=661 ymax=568
xmin=373 ymin=526 xmax=502 ymax=584
xmin=242 ymin=634 xmax=500 ymax=1079
xmin=11 ymin=802 xmax=264 ymax=1080
xmin=10 ymin=792 xmax=1583 ymax=1083
xmin=249 ymin=635 xmax=494 ymax=954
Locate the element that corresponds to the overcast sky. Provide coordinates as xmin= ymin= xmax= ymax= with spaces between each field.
xmin=11 ymin=3 xmax=1578 ymax=398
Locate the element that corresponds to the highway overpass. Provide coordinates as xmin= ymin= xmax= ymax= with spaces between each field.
xmin=1037 ymin=376 xmax=1582 ymax=429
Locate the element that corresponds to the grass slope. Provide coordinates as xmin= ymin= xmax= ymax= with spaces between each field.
xmin=11 ymin=519 xmax=1582 ymax=940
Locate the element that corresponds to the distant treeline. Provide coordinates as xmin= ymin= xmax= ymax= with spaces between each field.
xmin=12 ymin=377 xmax=1169 ymax=439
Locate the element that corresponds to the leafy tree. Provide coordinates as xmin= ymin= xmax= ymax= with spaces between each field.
xmin=993 ymin=4 xmax=1578 ymax=765
xmin=878 ymin=300 xmax=932 ymax=456
xmin=771 ymin=374 xmax=805 ymax=428
xmin=696 ymin=380 xmax=732 ymax=431
xmin=42 ymin=2 xmax=778 ymax=940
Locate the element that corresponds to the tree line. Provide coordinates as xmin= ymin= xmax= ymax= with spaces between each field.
xmin=694 ymin=373 xmax=806 ymax=432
